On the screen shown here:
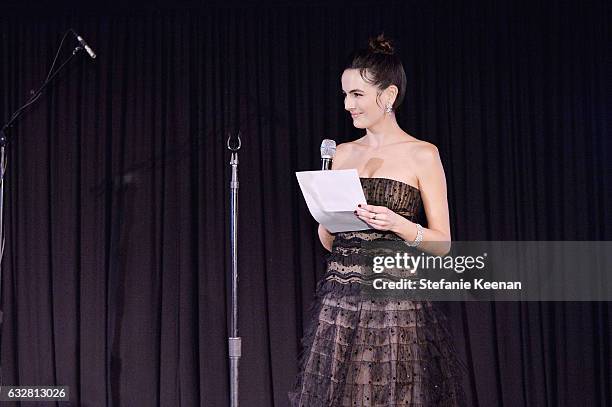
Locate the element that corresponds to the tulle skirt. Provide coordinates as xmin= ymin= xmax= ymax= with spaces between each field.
xmin=289 ymin=282 xmax=468 ymax=407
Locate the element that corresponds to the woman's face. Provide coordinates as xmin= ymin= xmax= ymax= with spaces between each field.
xmin=341 ymin=69 xmax=388 ymax=129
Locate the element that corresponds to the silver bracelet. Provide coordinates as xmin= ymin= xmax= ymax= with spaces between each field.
xmin=405 ymin=223 xmax=424 ymax=247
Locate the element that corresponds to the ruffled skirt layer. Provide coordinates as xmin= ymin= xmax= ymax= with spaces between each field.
xmin=289 ymin=282 xmax=467 ymax=407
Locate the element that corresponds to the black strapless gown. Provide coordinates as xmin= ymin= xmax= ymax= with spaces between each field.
xmin=289 ymin=178 xmax=468 ymax=406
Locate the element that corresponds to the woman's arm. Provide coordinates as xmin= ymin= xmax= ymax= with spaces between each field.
xmin=355 ymin=144 xmax=452 ymax=256
xmin=396 ymin=144 xmax=451 ymax=255
xmin=318 ymin=224 xmax=334 ymax=252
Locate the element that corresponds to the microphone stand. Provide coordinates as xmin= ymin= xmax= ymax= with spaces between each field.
xmin=226 ymin=132 xmax=242 ymax=407
xmin=0 ymin=33 xmax=89 ymax=383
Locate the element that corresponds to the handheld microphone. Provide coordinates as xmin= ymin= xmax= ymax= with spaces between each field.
xmin=320 ymin=139 xmax=336 ymax=170
xmin=72 ymin=30 xmax=96 ymax=59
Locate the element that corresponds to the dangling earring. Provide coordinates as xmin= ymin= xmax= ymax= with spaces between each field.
xmin=385 ymin=103 xmax=393 ymax=113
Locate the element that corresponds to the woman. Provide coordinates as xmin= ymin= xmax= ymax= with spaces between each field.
xmin=289 ymin=35 xmax=467 ymax=406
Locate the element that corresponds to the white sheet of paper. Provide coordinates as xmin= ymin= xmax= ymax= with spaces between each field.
xmin=296 ymin=169 xmax=371 ymax=233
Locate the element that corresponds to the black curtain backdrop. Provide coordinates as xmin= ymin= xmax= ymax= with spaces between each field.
xmin=0 ymin=1 xmax=610 ymax=406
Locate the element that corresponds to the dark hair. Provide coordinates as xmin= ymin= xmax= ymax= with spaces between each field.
xmin=344 ymin=34 xmax=407 ymax=110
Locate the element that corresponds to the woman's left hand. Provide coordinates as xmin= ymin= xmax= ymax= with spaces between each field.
xmin=355 ymin=204 xmax=407 ymax=232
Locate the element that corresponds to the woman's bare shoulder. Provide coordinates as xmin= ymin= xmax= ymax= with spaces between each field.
xmin=399 ymin=138 xmax=440 ymax=161
xmin=335 ymin=140 xmax=362 ymax=157
xmin=331 ymin=140 xmax=358 ymax=168
xmin=336 ymin=139 xmax=363 ymax=149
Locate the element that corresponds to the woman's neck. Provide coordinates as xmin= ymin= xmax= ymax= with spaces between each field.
xmin=363 ymin=116 xmax=405 ymax=147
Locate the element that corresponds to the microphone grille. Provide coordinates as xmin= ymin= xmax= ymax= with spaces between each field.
xmin=320 ymin=139 xmax=337 ymax=159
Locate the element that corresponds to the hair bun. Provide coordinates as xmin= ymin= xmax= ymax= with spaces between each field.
xmin=368 ymin=34 xmax=395 ymax=55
